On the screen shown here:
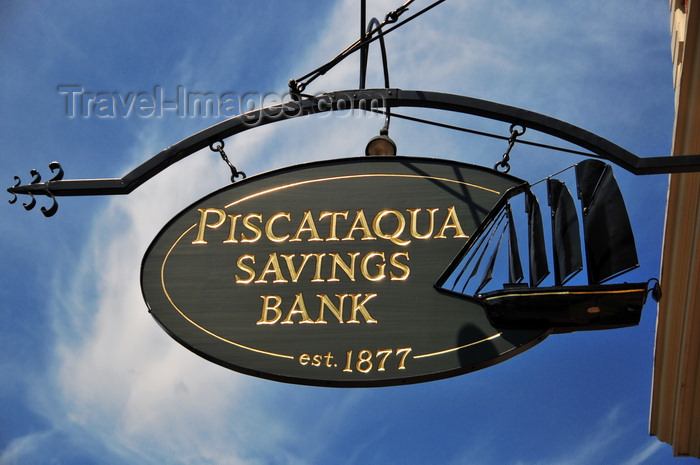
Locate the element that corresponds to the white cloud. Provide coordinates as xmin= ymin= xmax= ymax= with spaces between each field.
xmin=48 ymin=125 xmax=301 ymax=463
xmin=620 ymin=440 xmax=666 ymax=465
xmin=0 ymin=430 xmax=55 ymax=465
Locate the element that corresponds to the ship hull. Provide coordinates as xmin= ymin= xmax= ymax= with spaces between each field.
xmin=480 ymin=282 xmax=648 ymax=333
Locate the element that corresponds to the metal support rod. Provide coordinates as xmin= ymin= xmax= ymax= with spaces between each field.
xmin=359 ymin=16 xmax=392 ymax=133
xmin=360 ymin=0 xmax=368 ymax=89
xmin=359 ymin=17 xmax=391 ymax=91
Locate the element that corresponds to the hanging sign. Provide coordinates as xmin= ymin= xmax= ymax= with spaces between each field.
xmin=141 ymin=156 xmax=547 ymax=386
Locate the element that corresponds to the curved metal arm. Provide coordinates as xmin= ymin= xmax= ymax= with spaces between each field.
xmin=360 ymin=17 xmax=392 ymax=133
xmin=360 ymin=18 xmax=391 ymax=90
xmin=8 ymin=88 xmax=700 ymax=215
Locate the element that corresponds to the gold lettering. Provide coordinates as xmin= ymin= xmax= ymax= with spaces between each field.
xmin=342 ymin=210 xmax=376 ymax=241
xmin=223 ymin=214 xmax=242 ymax=243
xmin=280 ymin=253 xmax=313 ymax=282
xmin=265 ymin=212 xmax=291 ymax=242
xmin=347 ymin=293 xmax=378 ymax=323
xmin=315 ymin=294 xmax=349 ymax=323
xmin=361 ymin=252 xmax=386 ymax=281
xmin=255 ymin=253 xmax=288 ymax=283
xmin=389 ymin=252 xmax=411 ymax=280
xmin=435 ymin=206 xmax=468 ymax=239
xmin=319 ymin=211 xmax=349 ymax=241
xmin=328 ymin=252 xmax=360 ymax=282
xmin=290 ymin=210 xmax=322 ymax=242
xmin=192 ymin=208 xmax=226 ymax=244
xmin=235 ymin=255 xmax=256 ymax=283
xmin=311 ymin=253 xmax=326 ymax=282
xmin=257 ymin=295 xmax=282 ymax=324
xmin=373 ymin=209 xmax=410 ymax=246
xmin=408 ymin=208 xmax=439 ymax=239
xmin=281 ymin=293 xmax=314 ymax=324
xmin=241 ymin=213 xmax=263 ymax=243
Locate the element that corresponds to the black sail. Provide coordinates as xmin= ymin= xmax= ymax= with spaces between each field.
xmin=575 ymin=159 xmax=639 ymax=284
xmin=476 ymin=222 xmax=507 ymax=293
xmin=506 ymin=203 xmax=524 ymax=284
xmin=525 ymin=189 xmax=549 ymax=286
xmin=547 ymin=179 xmax=583 ymax=285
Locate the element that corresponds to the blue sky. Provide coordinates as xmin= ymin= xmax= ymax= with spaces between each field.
xmin=1 ymin=1 xmax=698 ymax=464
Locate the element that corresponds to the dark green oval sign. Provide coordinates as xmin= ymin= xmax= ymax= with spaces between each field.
xmin=141 ymin=156 xmax=547 ymax=386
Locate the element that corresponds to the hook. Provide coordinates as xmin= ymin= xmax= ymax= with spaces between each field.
xmin=288 ymin=79 xmax=305 ymax=100
xmin=647 ymin=278 xmax=662 ymax=302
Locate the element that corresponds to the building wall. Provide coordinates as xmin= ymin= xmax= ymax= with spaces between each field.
xmin=649 ymin=0 xmax=700 ymax=457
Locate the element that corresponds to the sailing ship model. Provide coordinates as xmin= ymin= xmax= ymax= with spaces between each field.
xmin=439 ymin=159 xmax=658 ymax=333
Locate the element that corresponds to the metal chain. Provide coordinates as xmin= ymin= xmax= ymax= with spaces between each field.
xmin=494 ymin=124 xmax=526 ymax=173
xmin=210 ymin=140 xmax=246 ymax=182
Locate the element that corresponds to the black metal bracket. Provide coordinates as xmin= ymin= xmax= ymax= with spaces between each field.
xmin=8 ymin=161 xmax=64 ymax=217
xmin=359 ymin=11 xmax=392 ymax=134
xmin=289 ymin=0 xmax=424 ymax=98
xmin=8 ymin=88 xmax=700 ymax=216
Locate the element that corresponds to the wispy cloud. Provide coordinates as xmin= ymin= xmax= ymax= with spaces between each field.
xmin=0 ymin=430 xmax=55 ymax=465
xmin=620 ymin=440 xmax=666 ymax=465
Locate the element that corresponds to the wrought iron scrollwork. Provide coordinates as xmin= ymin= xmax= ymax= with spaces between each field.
xmin=8 ymin=177 xmax=21 ymax=205
xmin=39 ymin=162 xmax=64 ymax=217
xmin=47 ymin=161 xmax=65 ymax=182
xmin=22 ymin=192 xmax=36 ymax=211
xmin=7 ymin=162 xmax=64 ymax=217
xmin=21 ymin=169 xmax=41 ymax=211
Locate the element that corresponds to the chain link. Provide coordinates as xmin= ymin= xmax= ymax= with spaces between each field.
xmin=494 ymin=124 xmax=526 ymax=173
xmin=210 ymin=140 xmax=246 ymax=182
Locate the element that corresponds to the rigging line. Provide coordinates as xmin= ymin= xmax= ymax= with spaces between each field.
xmin=459 ymin=208 xmax=509 ymax=294
xmin=371 ymin=109 xmax=597 ymax=157
xmin=296 ymin=0 xmax=435 ymax=85
xmin=450 ymin=207 xmax=508 ymax=288
xmin=529 ymin=163 xmax=578 ymax=187
xmin=443 ymin=206 xmax=504 ymax=291
xmin=476 ymin=221 xmax=508 ymax=294
xmin=293 ymin=0 xmax=447 ymax=89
